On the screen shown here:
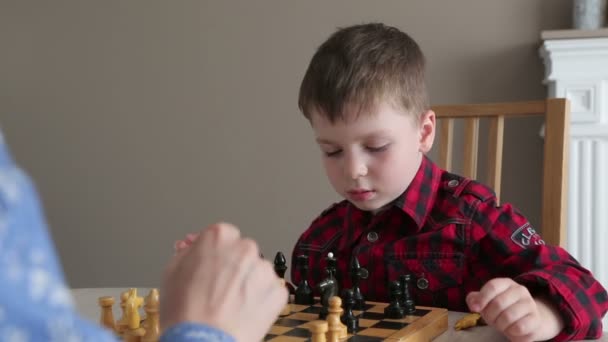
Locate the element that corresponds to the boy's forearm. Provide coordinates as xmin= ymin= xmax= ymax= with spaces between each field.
xmin=533 ymin=295 xmax=564 ymax=341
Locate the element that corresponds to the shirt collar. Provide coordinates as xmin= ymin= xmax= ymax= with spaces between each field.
xmin=345 ymin=155 xmax=443 ymax=232
xmin=392 ymin=155 xmax=443 ymax=229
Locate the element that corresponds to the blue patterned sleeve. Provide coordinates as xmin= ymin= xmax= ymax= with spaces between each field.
xmin=161 ymin=323 xmax=236 ymax=342
xmin=0 ymin=132 xmax=234 ymax=342
xmin=0 ymin=134 xmax=119 ymax=341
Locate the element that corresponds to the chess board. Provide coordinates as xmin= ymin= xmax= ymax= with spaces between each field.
xmin=265 ymin=299 xmax=448 ymax=341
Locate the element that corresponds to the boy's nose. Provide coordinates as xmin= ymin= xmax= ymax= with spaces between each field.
xmin=346 ymin=158 xmax=368 ymax=180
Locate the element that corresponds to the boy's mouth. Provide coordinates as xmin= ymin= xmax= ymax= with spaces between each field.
xmin=347 ymin=189 xmax=375 ymax=201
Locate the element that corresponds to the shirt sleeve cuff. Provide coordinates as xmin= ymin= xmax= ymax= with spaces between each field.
xmin=160 ymin=322 xmax=236 ymax=342
xmin=514 ymin=272 xmax=584 ymax=341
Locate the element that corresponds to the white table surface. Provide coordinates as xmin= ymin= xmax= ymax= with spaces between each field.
xmin=71 ymin=288 xmax=607 ymax=341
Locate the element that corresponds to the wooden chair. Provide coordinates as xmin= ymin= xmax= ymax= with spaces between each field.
xmin=431 ymin=99 xmax=570 ymax=247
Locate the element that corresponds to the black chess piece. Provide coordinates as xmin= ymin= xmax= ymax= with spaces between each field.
xmin=341 ymin=288 xmax=359 ymax=333
xmin=274 ymin=252 xmax=288 ymax=277
xmin=317 ymin=252 xmax=339 ymax=319
xmin=294 ymin=255 xmax=314 ymax=305
xmin=274 ymin=252 xmax=295 ymax=295
xmin=383 ymin=280 xmax=405 ymax=319
xmin=326 ymin=252 xmax=337 ymax=277
xmin=349 ymin=255 xmax=365 ymax=310
xmin=399 ymin=274 xmax=416 ymax=314
xmin=326 ymin=252 xmax=339 ymax=293
xmin=317 ymin=277 xmax=337 ymax=319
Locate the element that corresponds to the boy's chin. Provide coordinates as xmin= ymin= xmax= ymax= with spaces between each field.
xmin=348 ymin=199 xmax=391 ymax=213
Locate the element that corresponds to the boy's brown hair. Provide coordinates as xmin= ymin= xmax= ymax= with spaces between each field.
xmin=298 ymin=23 xmax=429 ymax=123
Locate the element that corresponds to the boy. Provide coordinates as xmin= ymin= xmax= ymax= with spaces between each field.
xmin=289 ymin=23 xmax=608 ymax=341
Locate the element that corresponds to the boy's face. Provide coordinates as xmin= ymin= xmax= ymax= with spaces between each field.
xmin=310 ymin=102 xmax=435 ymax=212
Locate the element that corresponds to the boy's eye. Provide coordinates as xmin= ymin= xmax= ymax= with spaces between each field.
xmin=366 ymin=144 xmax=389 ymax=153
xmin=324 ymin=149 xmax=342 ymax=157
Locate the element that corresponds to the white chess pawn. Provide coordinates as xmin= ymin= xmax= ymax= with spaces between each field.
xmin=310 ymin=320 xmax=328 ymax=342
xmin=328 ymin=296 xmax=347 ymax=339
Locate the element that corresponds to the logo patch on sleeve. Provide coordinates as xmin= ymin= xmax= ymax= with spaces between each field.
xmin=511 ymin=222 xmax=545 ymax=249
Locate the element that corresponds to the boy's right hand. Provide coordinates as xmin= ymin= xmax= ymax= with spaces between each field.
xmin=466 ymin=278 xmax=563 ymax=342
xmin=161 ymin=222 xmax=288 ymax=342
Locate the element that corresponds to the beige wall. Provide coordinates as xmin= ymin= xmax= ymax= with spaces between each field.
xmin=0 ymin=0 xmax=571 ymax=288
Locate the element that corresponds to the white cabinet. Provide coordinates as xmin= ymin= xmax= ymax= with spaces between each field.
xmin=540 ymin=29 xmax=608 ymax=328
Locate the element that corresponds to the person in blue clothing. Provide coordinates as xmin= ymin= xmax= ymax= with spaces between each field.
xmin=0 ymin=130 xmax=288 ymax=342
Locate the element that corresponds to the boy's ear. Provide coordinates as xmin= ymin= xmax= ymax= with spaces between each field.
xmin=419 ymin=110 xmax=435 ymax=153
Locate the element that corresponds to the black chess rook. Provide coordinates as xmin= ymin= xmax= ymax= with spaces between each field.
xmin=399 ymin=274 xmax=416 ymax=315
xmin=294 ymin=255 xmax=314 ymax=305
xmin=341 ymin=288 xmax=359 ymax=333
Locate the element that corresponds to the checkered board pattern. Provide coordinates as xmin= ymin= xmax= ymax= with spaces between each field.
xmin=264 ymin=300 xmax=448 ymax=341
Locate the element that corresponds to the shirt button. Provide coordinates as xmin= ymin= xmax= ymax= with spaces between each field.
xmin=448 ymin=180 xmax=459 ymax=187
xmin=359 ymin=268 xmax=369 ymax=279
xmin=366 ymin=231 xmax=379 ymax=243
xmin=417 ymin=276 xmax=429 ymax=290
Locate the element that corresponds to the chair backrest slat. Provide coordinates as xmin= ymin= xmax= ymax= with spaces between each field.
xmin=541 ymin=99 xmax=570 ymax=248
xmin=487 ymin=116 xmax=505 ymax=201
xmin=439 ymin=118 xmax=454 ymax=172
xmin=463 ymin=118 xmax=480 ymax=179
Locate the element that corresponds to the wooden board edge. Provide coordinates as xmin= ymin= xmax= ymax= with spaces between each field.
xmin=387 ymin=308 xmax=448 ymax=341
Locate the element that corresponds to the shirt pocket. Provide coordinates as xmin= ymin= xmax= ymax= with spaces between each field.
xmin=294 ymin=230 xmax=344 ymax=285
xmin=386 ymin=252 xmax=465 ymax=309
xmin=295 ymin=230 xmax=343 ymax=254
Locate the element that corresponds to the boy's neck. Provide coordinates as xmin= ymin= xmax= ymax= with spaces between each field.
xmin=371 ymin=206 xmax=390 ymax=215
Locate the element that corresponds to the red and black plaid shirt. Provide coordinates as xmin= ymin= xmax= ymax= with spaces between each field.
xmin=290 ymin=156 xmax=608 ymax=341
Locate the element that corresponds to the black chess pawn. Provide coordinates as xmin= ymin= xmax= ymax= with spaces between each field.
xmin=349 ymin=255 xmax=365 ymax=310
xmin=399 ymin=274 xmax=416 ymax=315
xmin=294 ymin=255 xmax=314 ymax=305
xmin=274 ymin=252 xmax=295 ymax=295
xmin=341 ymin=289 xmax=359 ymax=333
xmin=384 ymin=280 xmax=405 ymax=319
